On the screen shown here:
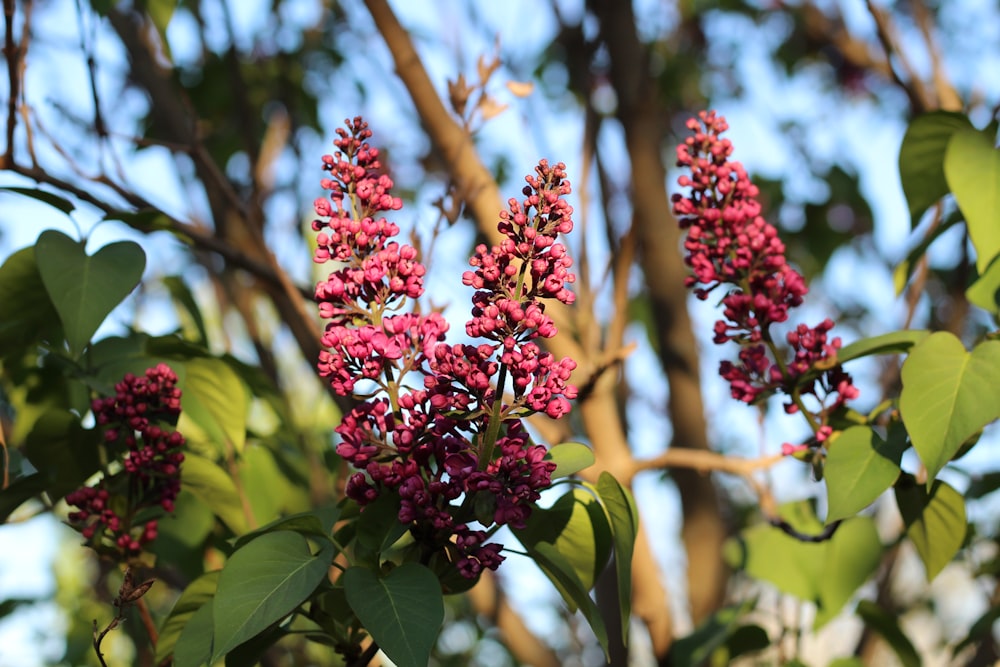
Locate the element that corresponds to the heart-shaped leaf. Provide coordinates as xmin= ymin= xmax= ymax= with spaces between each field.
xmin=900 ymin=332 xmax=1000 ymax=480
xmin=343 ymin=563 xmax=444 ymax=667
xmin=34 ymin=230 xmax=145 ymax=355
xmin=944 ymin=127 xmax=1000 ymax=272
xmin=212 ymin=531 xmax=333 ymax=661
xmin=824 ymin=426 xmax=905 ymax=523
xmin=725 ymin=505 xmax=881 ymax=626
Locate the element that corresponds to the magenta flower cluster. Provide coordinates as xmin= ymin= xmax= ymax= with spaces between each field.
xmin=672 ymin=111 xmax=858 ymax=440
xmin=313 ymin=118 xmax=577 ymax=578
xmin=67 ymin=364 xmax=185 ymax=558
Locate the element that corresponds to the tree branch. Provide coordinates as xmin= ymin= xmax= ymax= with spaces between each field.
xmin=589 ymin=0 xmax=728 ymax=626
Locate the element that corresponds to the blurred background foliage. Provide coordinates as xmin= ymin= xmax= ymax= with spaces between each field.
xmin=1 ymin=0 xmax=999 ymax=665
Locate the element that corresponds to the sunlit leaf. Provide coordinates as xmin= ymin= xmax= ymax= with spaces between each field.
xmin=944 ymin=127 xmax=1000 ymax=272
xmin=966 ymin=253 xmax=1000 ymax=314
xmin=895 ymin=478 xmax=966 ymax=580
xmin=596 ymin=472 xmax=638 ymax=640
xmin=814 ymin=517 xmax=881 ymax=628
xmin=900 ymin=333 xmax=1000 ymax=480
xmin=824 ymin=426 xmax=903 ymax=523
xmin=181 ymin=453 xmax=249 ymax=535
xmin=181 ymin=358 xmax=247 ymax=456
xmin=544 ymin=441 xmax=594 ymax=479
xmin=514 ymin=488 xmax=613 ymax=597
xmin=837 ymin=330 xmax=929 ymax=364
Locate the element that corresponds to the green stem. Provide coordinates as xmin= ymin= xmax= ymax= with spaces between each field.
xmin=478 ymin=362 xmax=508 ymax=471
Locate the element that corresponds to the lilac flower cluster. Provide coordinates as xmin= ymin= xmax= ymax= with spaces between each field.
xmin=672 ymin=111 xmax=858 ymax=440
xmin=313 ymin=118 xmax=577 ymax=578
xmin=67 ymin=364 xmax=185 ymax=558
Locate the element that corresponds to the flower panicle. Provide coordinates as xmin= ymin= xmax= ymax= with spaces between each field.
xmin=66 ymin=363 xmax=185 ymax=559
xmin=672 ymin=111 xmax=858 ymax=444
xmin=314 ymin=119 xmax=579 ymax=578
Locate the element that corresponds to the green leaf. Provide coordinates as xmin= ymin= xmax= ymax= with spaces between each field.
xmin=519 ymin=541 xmax=609 ymax=659
xmin=855 ymin=600 xmax=921 ymax=667
xmin=544 ymin=441 xmax=595 ymax=479
xmin=181 ymin=453 xmax=249 ymax=535
xmin=0 ymin=473 xmax=48 ymax=523
xmin=233 ymin=507 xmax=339 ymax=550
xmin=34 ymin=230 xmax=146 ymax=355
xmin=900 ymin=332 xmax=1000 ymax=480
xmin=898 ymin=111 xmax=974 ymax=226
xmin=238 ymin=444 xmax=312 ymax=527
xmin=173 ymin=599 xmax=215 ymax=667
xmin=163 ymin=276 xmax=209 ymax=345
xmin=354 ymin=491 xmax=408 ymax=555
xmin=513 ymin=488 xmax=613 ymax=597
xmin=181 ymin=358 xmax=247 ymax=456
xmin=726 ymin=505 xmax=881 ymax=624
xmin=212 ymin=531 xmax=333 ymax=661
xmin=0 ymin=247 xmax=62 ymax=355
xmin=944 ymin=127 xmax=1000 ymax=272
xmin=669 ymin=598 xmax=759 ymax=667
xmin=824 ymin=426 xmax=904 ymax=523
xmin=728 ymin=508 xmax=825 ymax=601
xmin=967 ymin=253 xmax=1000 ymax=313
xmin=829 ymin=660 xmax=866 ymax=667
xmin=156 ymin=571 xmax=220 ymax=664
xmin=596 ymin=472 xmax=638 ymax=640
xmin=24 ymin=409 xmax=100 ymax=501
xmin=814 ymin=517 xmax=882 ymax=628
xmin=343 ymin=563 xmax=444 ymax=667
xmin=837 ymin=330 xmax=930 ymax=364
xmin=895 ymin=478 xmax=966 ymax=580
xmin=0 ymin=186 xmax=76 ymax=214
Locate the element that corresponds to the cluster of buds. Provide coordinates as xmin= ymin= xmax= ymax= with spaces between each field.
xmin=672 ymin=111 xmax=858 ymax=447
xmin=313 ymin=118 xmax=577 ymax=578
xmin=66 ymin=364 xmax=185 ymax=558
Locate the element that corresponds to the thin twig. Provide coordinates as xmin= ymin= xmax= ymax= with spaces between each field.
xmin=865 ymin=0 xmax=929 ymax=112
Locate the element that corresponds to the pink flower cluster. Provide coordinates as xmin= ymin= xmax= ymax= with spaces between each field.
xmin=67 ymin=364 xmax=185 ymax=558
xmin=314 ymin=118 xmax=577 ymax=578
xmin=672 ymin=111 xmax=858 ymax=430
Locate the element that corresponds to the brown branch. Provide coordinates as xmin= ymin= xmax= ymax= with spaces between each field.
xmin=467 ymin=571 xmax=561 ymax=667
xmin=1 ymin=0 xmax=27 ymax=168
xmin=589 ymin=0 xmax=728 ymax=627
xmin=865 ymin=0 xmax=931 ymax=112
xmin=631 ymin=448 xmax=784 ymax=478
